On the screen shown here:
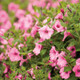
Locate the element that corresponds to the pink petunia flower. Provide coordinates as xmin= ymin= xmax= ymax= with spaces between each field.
xmin=8 ymin=2 xmax=19 ymax=12
xmin=76 ymin=58 xmax=80 ymax=65
xmin=57 ymin=56 xmax=67 ymax=68
xmin=0 ymin=28 xmax=6 ymax=36
xmin=27 ymin=3 xmax=35 ymax=14
xmin=8 ymin=47 xmax=21 ymax=61
xmin=73 ymin=65 xmax=80 ymax=77
xmin=53 ymin=20 xmax=65 ymax=32
xmin=60 ymin=67 xmax=71 ymax=79
xmin=62 ymin=31 xmax=74 ymax=41
xmin=0 ymin=37 xmax=8 ymax=45
xmin=33 ymin=43 xmax=42 ymax=55
xmin=49 ymin=46 xmax=59 ymax=60
xmin=0 ymin=10 xmax=9 ymax=23
xmin=48 ymin=60 xmax=57 ymax=67
xmin=67 ymin=46 xmax=76 ymax=57
xmin=1 ymin=21 xmax=12 ymax=31
xmin=14 ymin=14 xmax=33 ymax=31
xmin=38 ymin=25 xmax=54 ymax=40
xmin=58 ymin=51 xmax=66 ymax=57
xmin=37 ymin=38 xmax=44 ymax=43
xmin=15 ymin=9 xmax=25 ymax=18
xmin=55 ymin=13 xmax=63 ymax=20
xmin=31 ymin=25 xmax=39 ymax=37
xmin=71 ymin=0 xmax=79 ymax=4
xmin=52 ymin=1 xmax=59 ymax=8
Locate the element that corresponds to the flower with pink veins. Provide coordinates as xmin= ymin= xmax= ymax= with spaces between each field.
xmin=24 ymin=14 xmax=33 ymax=30
xmin=33 ymin=43 xmax=42 ymax=55
xmin=62 ymin=31 xmax=74 ymax=41
xmin=8 ymin=2 xmax=19 ymax=12
xmin=55 ymin=13 xmax=63 ymax=20
xmin=71 ymin=0 xmax=79 ymax=4
xmin=37 ymin=38 xmax=44 ymax=43
xmin=8 ymin=47 xmax=21 ymax=61
xmin=0 ymin=28 xmax=6 ymax=36
xmin=32 ymin=0 xmax=46 ymax=8
xmin=57 ymin=56 xmax=67 ymax=68
xmin=49 ymin=46 xmax=59 ymax=60
xmin=0 ymin=37 xmax=8 ymax=45
xmin=53 ymin=20 xmax=65 ymax=32
xmin=15 ymin=9 xmax=25 ymax=18
xmin=1 ymin=21 xmax=12 ymax=31
xmin=16 ymin=14 xmax=33 ymax=31
xmin=67 ymin=46 xmax=76 ymax=57
xmin=46 ymin=3 xmax=50 ymax=9
xmin=0 ymin=10 xmax=9 ymax=23
xmin=15 ymin=74 xmax=23 ymax=80
xmin=58 ymin=51 xmax=66 ymax=57
xmin=60 ymin=67 xmax=71 ymax=79
xmin=38 ymin=25 xmax=54 ymax=40
xmin=48 ymin=60 xmax=57 ymax=67
xmin=73 ymin=65 xmax=80 ymax=77
xmin=52 ymin=1 xmax=59 ymax=8
xmin=27 ymin=3 xmax=35 ymax=14
xmin=31 ymin=25 xmax=39 ymax=37
xmin=76 ymin=58 xmax=80 ymax=65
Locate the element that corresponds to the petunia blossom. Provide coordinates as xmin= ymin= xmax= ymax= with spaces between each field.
xmin=38 ymin=25 xmax=54 ymax=40
xmin=49 ymin=46 xmax=59 ymax=60
xmin=53 ymin=20 xmax=65 ymax=32
xmin=8 ymin=47 xmax=21 ymax=61
xmin=73 ymin=65 xmax=80 ymax=77
xmin=60 ymin=67 xmax=71 ymax=79
xmin=33 ymin=43 xmax=42 ymax=55
xmin=57 ymin=56 xmax=67 ymax=68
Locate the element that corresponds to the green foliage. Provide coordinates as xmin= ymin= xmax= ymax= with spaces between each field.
xmin=0 ymin=0 xmax=80 ymax=80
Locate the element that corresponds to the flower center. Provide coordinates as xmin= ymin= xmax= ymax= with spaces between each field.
xmin=77 ymin=70 xmax=80 ymax=72
xmin=14 ymin=52 xmax=18 ymax=55
xmin=71 ymin=48 xmax=75 ymax=51
xmin=53 ymin=50 xmax=56 ymax=54
xmin=56 ymin=25 xmax=60 ymax=28
xmin=45 ymin=30 xmax=48 ymax=33
xmin=65 ymin=72 xmax=68 ymax=74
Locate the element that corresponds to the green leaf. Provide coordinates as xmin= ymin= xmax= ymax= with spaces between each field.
xmin=40 ymin=49 xmax=46 ymax=56
xmin=64 ymin=66 xmax=72 ymax=72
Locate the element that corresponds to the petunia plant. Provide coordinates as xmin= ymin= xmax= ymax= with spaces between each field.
xmin=0 ymin=0 xmax=80 ymax=80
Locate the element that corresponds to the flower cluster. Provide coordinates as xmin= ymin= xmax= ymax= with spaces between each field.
xmin=0 ymin=0 xmax=80 ymax=80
